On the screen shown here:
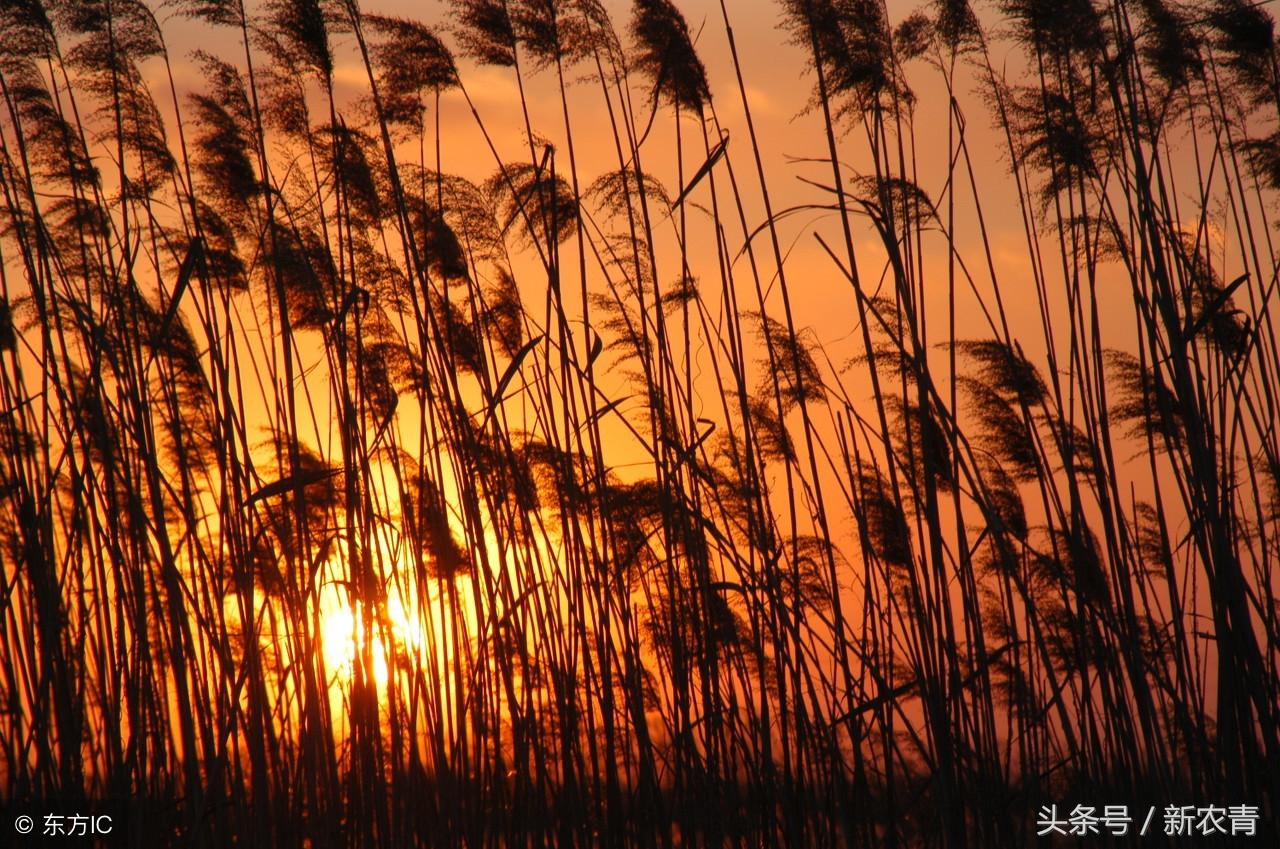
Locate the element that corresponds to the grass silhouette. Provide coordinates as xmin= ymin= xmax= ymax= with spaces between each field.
xmin=0 ymin=0 xmax=1276 ymax=845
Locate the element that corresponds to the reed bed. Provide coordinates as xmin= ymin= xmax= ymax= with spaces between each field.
xmin=0 ymin=0 xmax=1276 ymax=845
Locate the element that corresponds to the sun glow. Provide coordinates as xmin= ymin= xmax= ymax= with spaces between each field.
xmin=319 ymin=592 xmax=426 ymax=688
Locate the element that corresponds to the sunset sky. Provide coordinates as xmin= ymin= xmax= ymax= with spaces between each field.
xmin=2 ymin=0 xmax=1276 ymax=844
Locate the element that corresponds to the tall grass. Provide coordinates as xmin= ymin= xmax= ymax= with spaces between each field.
xmin=0 ymin=0 xmax=1276 ymax=845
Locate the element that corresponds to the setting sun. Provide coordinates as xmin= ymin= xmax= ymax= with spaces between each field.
xmin=318 ymin=590 xmax=430 ymax=689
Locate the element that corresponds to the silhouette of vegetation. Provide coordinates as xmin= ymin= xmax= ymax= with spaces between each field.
xmin=0 ymin=0 xmax=1276 ymax=846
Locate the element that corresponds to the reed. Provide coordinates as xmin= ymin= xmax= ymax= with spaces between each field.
xmin=0 ymin=0 xmax=1275 ymax=845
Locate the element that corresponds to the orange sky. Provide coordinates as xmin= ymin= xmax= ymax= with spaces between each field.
xmin=138 ymin=0 xmax=1201 ymax=560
